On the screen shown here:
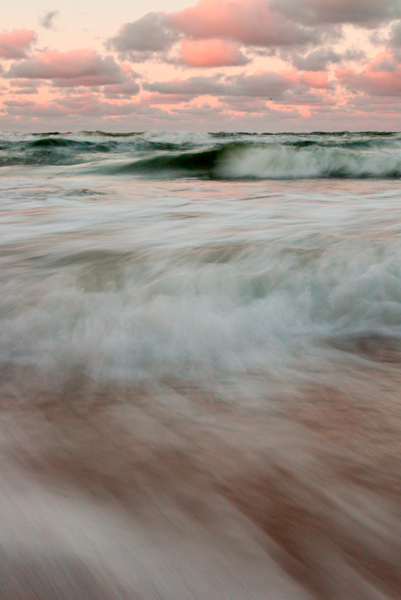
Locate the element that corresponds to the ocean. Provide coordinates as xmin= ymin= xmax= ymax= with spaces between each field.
xmin=1 ymin=130 xmax=401 ymax=599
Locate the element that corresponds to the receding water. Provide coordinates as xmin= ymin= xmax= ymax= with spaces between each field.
xmin=1 ymin=131 xmax=401 ymax=600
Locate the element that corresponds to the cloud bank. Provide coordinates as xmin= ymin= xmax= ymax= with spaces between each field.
xmin=109 ymin=0 xmax=401 ymax=67
xmin=7 ymin=49 xmax=137 ymax=88
xmin=2 ymin=0 xmax=401 ymax=131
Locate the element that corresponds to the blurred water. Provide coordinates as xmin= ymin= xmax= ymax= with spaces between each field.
xmin=1 ymin=140 xmax=401 ymax=599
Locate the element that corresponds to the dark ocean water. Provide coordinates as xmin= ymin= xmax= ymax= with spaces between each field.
xmin=2 ymin=130 xmax=401 ymax=177
xmin=1 ymin=131 xmax=401 ymax=600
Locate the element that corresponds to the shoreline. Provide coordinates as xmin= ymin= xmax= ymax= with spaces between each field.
xmin=1 ymin=360 xmax=400 ymax=599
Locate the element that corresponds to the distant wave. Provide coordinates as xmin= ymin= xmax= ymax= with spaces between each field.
xmin=1 ymin=131 xmax=401 ymax=178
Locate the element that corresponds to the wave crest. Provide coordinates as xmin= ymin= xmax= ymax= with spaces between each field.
xmin=114 ymin=143 xmax=401 ymax=179
xmin=1 ymin=131 xmax=401 ymax=178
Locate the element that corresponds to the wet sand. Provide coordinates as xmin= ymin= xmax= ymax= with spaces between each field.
xmin=1 ymin=347 xmax=401 ymax=600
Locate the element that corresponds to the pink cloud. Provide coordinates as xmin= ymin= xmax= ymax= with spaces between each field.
xmin=107 ymin=0 xmax=401 ymax=78
xmin=7 ymin=49 xmax=129 ymax=87
xmin=299 ymin=71 xmax=330 ymax=89
xmin=336 ymin=51 xmax=401 ymax=95
xmin=179 ymin=39 xmax=250 ymax=67
xmin=171 ymin=0 xmax=313 ymax=47
xmin=4 ymin=95 xmax=138 ymax=117
xmin=1 ymin=95 xmax=170 ymax=129
xmin=108 ymin=0 xmax=316 ymax=60
xmin=0 ymin=29 xmax=36 ymax=59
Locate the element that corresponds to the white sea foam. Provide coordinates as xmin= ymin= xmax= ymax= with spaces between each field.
xmin=1 ymin=177 xmax=401 ymax=384
xmin=219 ymin=144 xmax=401 ymax=179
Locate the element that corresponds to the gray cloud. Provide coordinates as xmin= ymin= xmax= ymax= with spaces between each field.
xmin=39 ymin=10 xmax=60 ymax=29
xmin=289 ymin=48 xmax=366 ymax=71
xmin=109 ymin=13 xmax=179 ymax=55
xmin=103 ymin=80 xmax=141 ymax=99
xmin=291 ymin=49 xmax=343 ymax=71
xmin=271 ymin=0 xmax=401 ymax=26
xmin=389 ymin=20 xmax=401 ymax=45
xmin=225 ymin=71 xmax=298 ymax=99
xmin=143 ymin=71 xmax=330 ymax=105
xmin=143 ymin=75 xmax=226 ymax=97
xmin=8 ymin=78 xmax=43 ymax=88
xmin=12 ymin=87 xmax=38 ymax=94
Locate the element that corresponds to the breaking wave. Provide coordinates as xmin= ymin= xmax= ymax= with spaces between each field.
xmin=115 ymin=142 xmax=401 ymax=179
xmin=1 ymin=130 xmax=401 ymax=178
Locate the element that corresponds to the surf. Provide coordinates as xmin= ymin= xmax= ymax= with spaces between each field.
xmin=1 ymin=131 xmax=401 ymax=178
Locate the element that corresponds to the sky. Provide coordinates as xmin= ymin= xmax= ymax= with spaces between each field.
xmin=1 ymin=0 xmax=401 ymax=132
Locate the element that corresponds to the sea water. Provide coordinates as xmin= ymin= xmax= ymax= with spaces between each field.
xmin=1 ymin=131 xmax=401 ymax=600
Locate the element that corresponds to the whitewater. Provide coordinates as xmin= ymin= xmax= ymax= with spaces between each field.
xmin=1 ymin=131 xmax=401 ymax=600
